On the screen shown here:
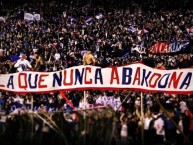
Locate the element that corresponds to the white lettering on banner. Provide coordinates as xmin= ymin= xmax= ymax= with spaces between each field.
xmin=168 ymin=42 xmax=188 ymax=53
xmin=0 ymin=64 xmax=193 ymax=94
xmin=149 ymin=41 xmax=189 ymax=54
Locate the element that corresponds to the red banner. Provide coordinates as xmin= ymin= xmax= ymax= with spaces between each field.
xmin=149 ymin=42 xmax=169 ymax=54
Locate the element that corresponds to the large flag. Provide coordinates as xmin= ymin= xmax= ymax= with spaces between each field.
xmin=149 ymin=41 xmax=189 ymax=54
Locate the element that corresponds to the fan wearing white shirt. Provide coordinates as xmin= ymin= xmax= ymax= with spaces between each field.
xmin=179 ymin=100 xmax=187 ymax=113
xmin=154 ymin=116 xmax=165 ymax=144
xmin=120 ymin=113 xmax=128 ymax=145
xmin=14 ymin=54 xmax=32 ymax=72
xmin=144 ymin=112 xmax=153 ymax=145
xmin=54 ymin=51 xmax=61 ymax=61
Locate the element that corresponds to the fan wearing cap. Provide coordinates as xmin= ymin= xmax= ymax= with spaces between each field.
xmin=82 ymin=50 xmax=96 ymax=65
xmin=14 ymin=54 xmax=32 ymax=72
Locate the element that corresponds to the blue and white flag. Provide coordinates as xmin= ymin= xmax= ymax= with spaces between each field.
xmin=128 ymin=26 xmax=137 ymax=33
xmin=85 ymin=17 xmax=95 ymax=24
xmin=24 ymin=13 xmax=41 ymax=21
xmin=24 ymin=13 xmax=34 ymax=21
xmin=33 ymin=14 xmax=41 ymax=21
xmin=168 ymin=41 xmax=190 ymax=53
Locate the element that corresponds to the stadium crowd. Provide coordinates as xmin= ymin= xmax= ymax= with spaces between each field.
xmin=0 ymin=0 xmax=193 ymax=145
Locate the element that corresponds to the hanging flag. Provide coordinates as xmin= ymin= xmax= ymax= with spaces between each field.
xmin=149 ymin=41 xmax=189 ymax=54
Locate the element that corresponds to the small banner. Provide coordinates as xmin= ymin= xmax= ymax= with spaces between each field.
xmin=149 ymin=41 xmax=189 ymax=54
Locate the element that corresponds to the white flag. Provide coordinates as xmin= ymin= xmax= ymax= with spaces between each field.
xmin=63 ymin=12 xmax=66 ymax=18
xmin=132 ymin=45 xmax=146 ymax=54
xmin=33 ymin=14 xmax=41 ymax=21
xmin=96 ymin=14 xmax=103 ymax=19
xmin=24 ymin=13 xmax=34 ymax=21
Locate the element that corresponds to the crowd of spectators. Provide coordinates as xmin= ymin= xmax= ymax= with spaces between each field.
xmin=0 ymin=0 xmax=193 ymax=73
xmin=0 ymin=91 xmax=193 ymax=145
xmin=1 ymin=0 xmax=193 ymax=145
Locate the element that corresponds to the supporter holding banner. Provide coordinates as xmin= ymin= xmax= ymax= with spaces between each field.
xmin=0 ymin=64 xmax=193 ymax=94
xmin=14 ymin=54 xmax=32 ymax=72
